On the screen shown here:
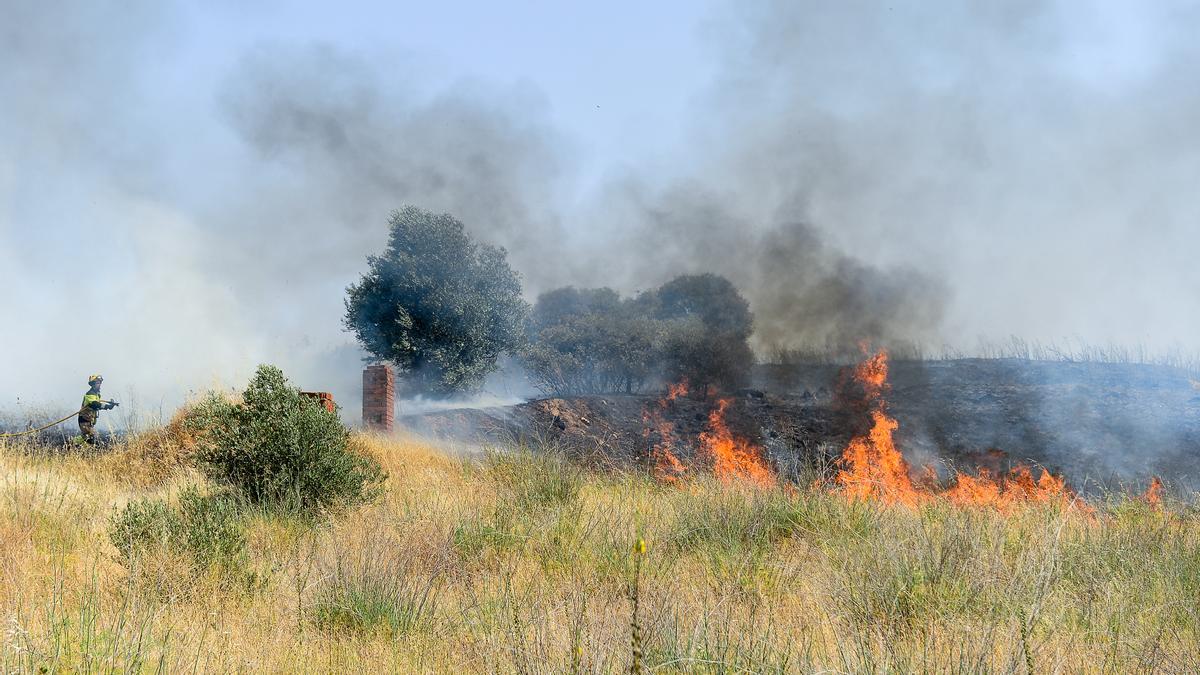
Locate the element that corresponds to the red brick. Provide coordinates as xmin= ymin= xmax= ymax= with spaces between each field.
xmin=362 ymin=365 xmax=395 ymax=432
xmin=300 ymin=391 xmax=336 ymax=413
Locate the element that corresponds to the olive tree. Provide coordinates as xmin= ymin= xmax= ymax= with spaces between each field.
xmin=344 ymin=207 xmax=529 ymax=396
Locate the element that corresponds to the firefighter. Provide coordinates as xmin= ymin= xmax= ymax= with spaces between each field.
xmin=78 ymin=374 xmax=117 ymax=444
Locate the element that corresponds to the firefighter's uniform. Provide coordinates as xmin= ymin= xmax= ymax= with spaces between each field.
xmin=79 ymin=375 xmax=114 ymax=444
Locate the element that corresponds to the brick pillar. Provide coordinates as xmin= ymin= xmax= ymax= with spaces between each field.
xmin=362 ymin=365 xmax=394 ymax=432
xmin=300 ymin=391 xmax=335 ymax=413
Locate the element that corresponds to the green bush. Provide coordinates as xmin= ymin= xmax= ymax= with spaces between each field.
xmin=109 ymin=499 xmax=176 ymax=561
xmin=189 ymin=365 xmax=385 ymax=515
xmin=109 ymin=487 xmax=248 ymax=576
xmin=522 ymin=287 xmax=659 ymax=395
xmin=175 ymin=488 xmax=248 ymax=569
xmin=650 ymin=273 xmax=755 ymax=393
xmin=522 ymin=274 xmax=756 ymax=396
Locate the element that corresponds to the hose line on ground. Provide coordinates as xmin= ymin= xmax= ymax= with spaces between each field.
xmin=0 ymin=408 xmax=85 ymax=438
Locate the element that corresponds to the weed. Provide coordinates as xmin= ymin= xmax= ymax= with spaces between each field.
xmin=451 ymin=516 xmax=524 ymax=560
xmin=311 ymin=553 xmax=441 ymax=638
xmin=484 ymin=445 xmax=582 ymax=512
xmin=8 ymin=430 xmax=1200 ymax=671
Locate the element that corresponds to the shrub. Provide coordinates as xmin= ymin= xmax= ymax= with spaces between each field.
xmin=522 ymin=274 xmax=755 ymax=396
xmin=109 ymin=499 xmax=176 ymax=562
xmin=189 ymin=365 xmax=385 ymax=515
xmin=109 ymin=487 xmax=248 ymax=577
xmin=174 ymin=488 xmax=248 ymax=569
xmin=657 ymin=317 xmax=754 ymax=394
xmin=522 ymin=287 xmax=658 ymax=395
xmin=647 ymin=274 xmax=754 ymax=393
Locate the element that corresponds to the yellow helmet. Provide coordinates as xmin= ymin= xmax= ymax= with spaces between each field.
xmin=88 ymin=374 xmax=103 ymax=385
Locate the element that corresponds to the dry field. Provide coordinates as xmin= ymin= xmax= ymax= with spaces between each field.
xmin=1 ymin=431 xmax=1198 ymax=673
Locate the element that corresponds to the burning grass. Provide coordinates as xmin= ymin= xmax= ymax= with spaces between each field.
xmin=1 ymin=429 xmax=1198 ymax=672
xmin=644 ymin=381 xmax=775 ymax=486
xmin=830 ymin=348 xmax=1089 ymax=510
xmin=643 ymin=349 xmax=1088 ymax=511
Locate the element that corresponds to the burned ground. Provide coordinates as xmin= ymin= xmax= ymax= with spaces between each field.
xmin=401 ymin=358 xmax=1200 ymax=493
xmin=401 ymin=389 xmax=839 ymax=478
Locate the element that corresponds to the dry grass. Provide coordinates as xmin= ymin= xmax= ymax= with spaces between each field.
xmin=2 ymin=431 xmax=1200 ymax=672
xmin=93 ymin=407 xmax=202 ymax=489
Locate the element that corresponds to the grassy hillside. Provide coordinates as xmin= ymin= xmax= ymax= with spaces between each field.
xmin=1 ymin=432 xmax=1197 ymax=673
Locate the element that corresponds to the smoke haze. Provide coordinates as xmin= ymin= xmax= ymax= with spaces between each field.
xmin=3 ymin=0 xmax=1199 ymax=420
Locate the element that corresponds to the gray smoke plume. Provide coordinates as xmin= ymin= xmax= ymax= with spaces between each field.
xmin=586 ymin=182 xmax=948 ymax=354
xmin=684 ymin=0 xmax=1200 ymax=352
xmin=4 ymin=0 xmax=1200 ymax=423
xmin=213 ymin=43 xmax=570 ymax=291
xmin=1 ymin=2 xmax=569 ymax=418
xmin=571 ymin=0 xmax=1200 ymax=357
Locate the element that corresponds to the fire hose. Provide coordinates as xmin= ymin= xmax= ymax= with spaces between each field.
xmin=0 ymin=409 xmax=84 ymax=438
xmin=0 ymin=401 xmax=118 ymax=438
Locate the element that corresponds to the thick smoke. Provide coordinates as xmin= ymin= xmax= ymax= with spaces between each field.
xmin=575 ymin=0 xmax=1200 ymax=356
xmin=4 ymin=0 xmax=1200 ymax=423
xmin=1 ymin=2 xmax=569 ymax=419
xmin=588 ymin=183 xmax=947 ymax=353
xmin=213 ymin=44 xmax=570 ymax=291
xmin=691 ymin=1 xmax=1200 ymax=351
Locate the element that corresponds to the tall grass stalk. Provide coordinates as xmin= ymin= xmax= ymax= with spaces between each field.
xmin=3 ymin=431 xmax=1200 ymax=671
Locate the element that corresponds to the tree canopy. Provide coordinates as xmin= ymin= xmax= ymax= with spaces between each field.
xmin=344 ymin=207 xmax=529 ymax=396
xmin=648 ymin=274 xmax=754 ymax=393
xmin=650 ymin=273 xmax=754 ymax=340
xmin=523 ymin=287 xmax=658 ymax=394
xmin=522 ymin=274 xmax=755 ymax=396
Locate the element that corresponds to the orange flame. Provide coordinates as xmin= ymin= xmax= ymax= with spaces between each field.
xmin=644 ymin=381 xmax=689 ymax=482
xmin=644 ymin=381 xmax=774 ymax=486
xmin=833 ymin=349 xmax=924 ymax=505
xmin=833 ymin=348 xmax=1077 ymax=509
xmin=854 ymin=348 xmax=890 ymax=398
xmin=835 ymin=409 xmax=924 ymax=505
xmin=1144 ymin=476 xmax=1163 ymax=508
xmin=944 ymin=465 xmax=1071 ymax=509
xmin=699 ymin=399 xmax=775 ymax=486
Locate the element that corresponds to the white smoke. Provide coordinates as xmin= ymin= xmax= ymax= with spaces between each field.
xmin=4 ymin=0 xmax=1200 ymax=424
